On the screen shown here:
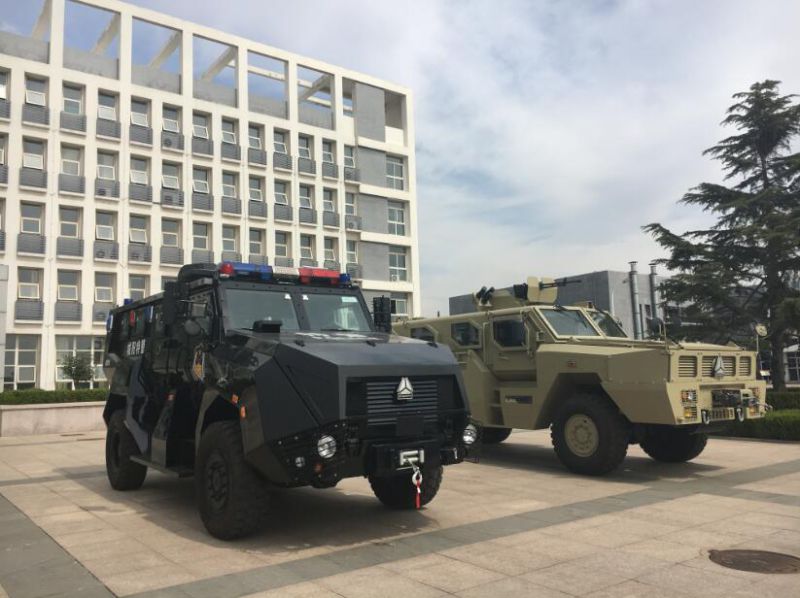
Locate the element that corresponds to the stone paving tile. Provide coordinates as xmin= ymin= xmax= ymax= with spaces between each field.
xmin=635 ymin=563 xmax=757 ymax=597
xmin=103 ymin=564 xmax=196 ymax=596
xmin=403 ymin=557 xmax=506 ymax=593
xmin=617 ymin=538 xmax=705 ymax=563
xmin=584 ymin=579 xmax=693 ymax=598
xmin=241 ymin=580 xmax=343 ymax=597
xmin=440 ymin=541 xmax=561 ymax=576
xmin=456 ymin=576 xmax=573 ymax=598
xmin=318 ymin=566 xmax=448 ymax=598
xmin=518 ymin=561 xmax=630 ymax=596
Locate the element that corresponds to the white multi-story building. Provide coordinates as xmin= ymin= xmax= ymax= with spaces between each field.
xmin=0 ymin=0 xmax=420 ymax=391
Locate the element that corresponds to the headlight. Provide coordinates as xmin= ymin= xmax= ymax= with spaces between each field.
xmin=317 ymin=435 xmax=337 ymax=459
xmin=462 ymin=424 xmax=478 ymax=446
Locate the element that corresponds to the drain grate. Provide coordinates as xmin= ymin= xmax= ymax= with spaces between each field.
xmin=708 ymin=549 xmax=800 ymax=574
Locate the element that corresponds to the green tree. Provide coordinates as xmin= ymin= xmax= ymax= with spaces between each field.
xmin=59 ymin=354 xmax=94 ymax=388
xmin=645 ymin=80 xmax=800 ymax=390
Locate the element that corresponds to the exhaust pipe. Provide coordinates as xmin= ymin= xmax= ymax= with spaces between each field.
xmin=628 ymin=262 xmax=643 ymax=340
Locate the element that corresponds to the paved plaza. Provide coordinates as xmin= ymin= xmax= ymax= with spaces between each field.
xmin=0 ymin=430 xmax=798 ymax=598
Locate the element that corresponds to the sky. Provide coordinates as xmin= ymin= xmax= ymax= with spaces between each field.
xmin=7 ymin=0 xmax=800 ymax=315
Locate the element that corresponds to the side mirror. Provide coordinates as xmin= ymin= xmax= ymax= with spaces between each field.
xmin=373 ymin=296 xmax=392 ymax=333
xmin=253 ymin=319 xmax=282 ymax=333
xmin=163 ymin=282 xmax=178 ymax=326
xmin=648 ymin=317 xmax=664 ymax=338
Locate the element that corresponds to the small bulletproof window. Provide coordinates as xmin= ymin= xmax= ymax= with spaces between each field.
xmin=493 ymin=319 xmax=526 ymax=347
xmin=451 ymin=322 xmax=480 ymax=347
xmin=411 ymin=327 xmax=434 ymax=342
xmin=540 ymin=308 xmax=600 ymax=337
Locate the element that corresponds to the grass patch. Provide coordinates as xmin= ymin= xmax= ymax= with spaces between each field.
xmin=0 ymin=389 xmax=107 ymax=405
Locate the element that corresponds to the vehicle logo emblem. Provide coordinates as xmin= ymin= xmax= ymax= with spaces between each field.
xmin=713 ymin=355 xmax=725 ymax=378
xmin=396 ymin=377 xmax=414 ymax=401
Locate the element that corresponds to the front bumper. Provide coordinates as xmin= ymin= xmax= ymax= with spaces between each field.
xmin=677 ymin=386 xmax=767 ymax=425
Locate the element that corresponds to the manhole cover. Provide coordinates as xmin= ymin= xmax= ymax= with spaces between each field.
xmin=708 ymin=549 xmax=800 ymax=574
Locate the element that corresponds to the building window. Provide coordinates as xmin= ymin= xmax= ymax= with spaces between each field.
xmin=222 ymin=119 xmax=237 ymax=144
xmin=162 ymin=163 xmax=180 ymax=189
xmin=390 ymin=293 xmax=409 ymax=318
xmin=95 ymin=272 xmax=115 ymax=302
xmin=129 ymin=274 xmax=148 ymax=301
xmin=298 ymin=135 xmax=312 ymax=159
xmin=323 ymin=189 xmax=335 ymax=212
xmin=222 ymin=225 xmax=238 ymax=252
xmin=324 ymin=237 xmax=337 ymax=262
xmin=25 ymin=76 xmax=47 ymax=106
xmin=162 ymin=105 xmax=180 ymax=132
xmin=20 ymin=203 xmax=43 ymax=234
xmin=299 ymin=185 xmax=313 ymax=209
xmin=346 ymin=240 xmax=357 ymax=264
xmin=389 ymin=246 xmax=408 ymax=281
xmin=97 ymin=91 xmax=117 ymax=121
xmin=300 ymin=235 xmax=314 ymax=259
xmin=274 ymin=181 xmax=289 ymax=205
xmin=193 ymin=223 xmax=209 ymax=249
xmin=322 ymin=140 xmax=334 ymax=164
xmin=0 ymin=136 xmax=5 ymax=165
xmin=57 ymin=270 xmax=79 ymax=301
xmin=18 ymin=268 xmax=41 ymax=299
xmin=61 ymin=146 xmax=82 ymax=175
xmin=345 ymin=192 xmax=356 ymax=216
xmin=162 ymin=219 xmax=180 ymax=247
xmin=248 ymin=124 xmax=262 ymax=149
xmin=275 ymin=231 xmax=289 ymax=257
xmin=62 ymin=84 xmax=82 ymax=115
xmin=388 ymin=201 xmax=406 ymax=235
xmin=23 ymin=139 xmax=45 ymax=170
xmin=97 ymin=151 xmax=116 ymax=180
xmin=0 ymin=71 xmax=8 ymax=101
xmin=129 ymin=215 xmax=148 ymax=244
xmin=274 ymin=130 xmax=288 ymax=153
xmin=344 ymin=146 xmax=355 ymax=168
xmin=130 ymin=98 xmax=149 ymax=127
xmin=95 ymin=212 xmax=115 ymax=241
xmin=55 ymin=336 xmax=106 ymax=389
xmin=249 ymin=177 xmax=263 ymax=201
xmin=192 ymin=168 xmax=209 ymax=194
xmin=59 ymin=207 xmax=80 ymax=238
xmin=192 ymin=113 xmax=209 ymax=138
xmin=249 ymin=229 xmax=264 ymax=255
xmin=130 ymin=157 xmax=148 ymax=184
xmin=4 ymin=335 xmax=40 ymax=390
xmin=386 ymin=156 xmax=405 ymax=190
xmin=222 ymin=172 xmax=237 ymax=197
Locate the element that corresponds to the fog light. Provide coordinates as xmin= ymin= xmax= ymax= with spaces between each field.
xmin=683 ymin=407 xmax=696 ymax=419
xmin=294 ymin=456 xmax=305 ymax=468
xmin=317 ymin=435 xmax=337 ymax=459
xmin=462 ymin=424 xmax=478 ymax=445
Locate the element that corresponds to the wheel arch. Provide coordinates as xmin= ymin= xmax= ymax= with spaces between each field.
xmin=195 ymin=393 xmax=240 ymax=451
xmin=534 ymin=373 xmax=616 ymax=428
xmin=103 ymin=393 xmax=127 ymax=425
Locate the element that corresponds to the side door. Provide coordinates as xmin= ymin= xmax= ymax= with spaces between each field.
xmin=487 ymin=314 xmax=539 ymax=427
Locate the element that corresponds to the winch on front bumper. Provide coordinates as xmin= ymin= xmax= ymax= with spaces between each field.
xmin=704 ymin=388 xmax=765 ymax=424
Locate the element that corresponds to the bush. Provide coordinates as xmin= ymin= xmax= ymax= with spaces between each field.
xmin=766 ymin=390 xmax=800 ymax=411
xmin=718 ymin=409 xmax=800 ymax=441
xmin=0 ymin=388 xmax=107 ymax=405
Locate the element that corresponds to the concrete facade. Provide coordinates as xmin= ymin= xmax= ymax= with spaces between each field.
xmin=0 ymin=0 xmax=420 ymax=390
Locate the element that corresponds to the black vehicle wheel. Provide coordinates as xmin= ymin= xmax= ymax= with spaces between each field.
xmin=369 ymin=464 xmax=443 ymax=510
xmin=195 ymin=421 xmax=270 ymax=540
xmin=641 ymin=427 xmax=708 ymax=463
xmin=551 ymin=393 xmax=630 ymax=476
xmin=482 ymin=427 xmax=512 ymax=444
xmin=106 ymin=410 xmax=147 ymax=491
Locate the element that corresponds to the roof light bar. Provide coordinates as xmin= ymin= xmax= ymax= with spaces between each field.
xmin=299 ymin=267 xmax=340 ymax=285
xmin=216 ymin=262 xmax=352 ymax=287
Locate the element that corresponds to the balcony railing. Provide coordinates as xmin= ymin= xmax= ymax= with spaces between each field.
xmin=128 ymin=244 xmax=152 ymax=263
xmin=57 ymin=237 xmax=84 ymax=257
xmin=248 ymin=201 xmax=267 ymax=219
xmin=94 ymin=240 xmax=119 ymax=261
xmin=299 ymin=208 xmax=317 ymax=224
xmin=192 ymin=249 xmax=214 ymax=263
xmin=322 ymin=162 xmax=338 ymax=178
xmin=129 ymin=183 xmax=153 ymax=203
xmin=221 ymin=251 xmax=241 ymax=262
xmin=248 ymin=148 xmax=267 ymax=166
xmin=20 ymin=168 xmax=47 ymax=189
xmin=59 ymin=174 xmax=85 ymax=194
xmin=0 ymin=165 xmax=7 ymax=185
xmin=274 ymin=204 xmax=293 ymax=221
xmin=221 ymin=197 xmax=242 ymax=215
xmin=95 ymin=179 xmax=119 ymax=198
xmin=22 ymin=104 xmax=49 ymax=126
xmin=0 ymin=230 xmax=5 ymax=252
xmin=299 ymin=258 xmax=317 ymax=268
xmin=0 ymin=99 xmax=9 ymax=119
xmin=129 ymin=124 xmax=153 ymax=145
xmin=221 ymin=143 xmax=241 ymax=161
xmin=344 ymin=215 xmax=362 ymax=231
xmin=249 ymin=254 xmax=269 ymax=265
xmin=192 ymin=137 xmax=213 ymax=156
xmin=160 ymin=246 xmax=184 ymax=265
xmin=17 ymin=233 xmax=45 ymax=254
xmin=55 ymin=302 xmax=82 ymax=322
xmin=274 ymin=256 xmax=294 ymax=267
xmin=322 ymin=211 xmax=339 ymax=227
xmin=96 ymin=118 xmax=121 ymax=138
xmin=60 ymin=112 xmax=86 ymax=133
xmin=346 ymin=263 xmax=363 ymax=279
xmin=273 ymin=152 xmax=292 ymax=170
xmin=161 ymin=189 xmax=185 ymax=209
xmin=298 ymin=158 xmax=316 ymax=175
xmin=161 ymin=131 xmax=184 ymax=151
xmin=344 ymin=167 xmax=360 ymax=182
xmin=324 ymin=260 xmax=341 ymax=271
xmin=15 ymin=300 xmax=44 ymax=321
xmin=192 ymin=193 xmax=213 ymax=212
xmin=93 ymin=303 xmax=112 ymax=322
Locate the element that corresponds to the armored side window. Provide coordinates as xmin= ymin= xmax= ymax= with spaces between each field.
xmin=451 ymin=322 xmax=480 ymax=347
xmin=493 ymin=319 xmax=526 ymax=347
xmin=410 ymin=327 xmax=434 ymax=342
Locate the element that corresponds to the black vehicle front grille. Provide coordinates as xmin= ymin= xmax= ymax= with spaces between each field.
xmin=365 ymin=378 xmax=439 ymax=425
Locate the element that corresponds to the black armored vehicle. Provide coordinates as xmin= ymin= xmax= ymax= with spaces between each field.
xmin=103 ymin=262 xmax=475 ymax=539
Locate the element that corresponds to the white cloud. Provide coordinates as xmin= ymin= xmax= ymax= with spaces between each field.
xmin=126 ymin=0 xmax=800 ymax=313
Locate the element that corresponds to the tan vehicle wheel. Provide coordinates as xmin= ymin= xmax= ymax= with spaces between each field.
xmin=641 ymin=427 xmax=708 ymax=463
xmin=551 ymin=393 xmax=630 ymax=475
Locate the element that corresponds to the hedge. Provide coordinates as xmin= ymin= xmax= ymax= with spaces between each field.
xmin=0 ymin=388 xmax=107 ymax=405
xmin=717 ymin=409 xmax=800 ymax=441
xmin=766 ymin=390 xmax=800 ymax=411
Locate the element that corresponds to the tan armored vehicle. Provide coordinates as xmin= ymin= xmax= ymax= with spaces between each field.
xmin=393 ymin=277 xmax=768 ymax=475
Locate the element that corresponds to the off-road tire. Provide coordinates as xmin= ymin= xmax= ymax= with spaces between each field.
xmin=195 ymin=421 xmax=270 ymax=540
xmin=369 ymin=464 xmax=443 ymax=509
xmin=106 ymin=410 xmax=147 ymax=490
xmin=482 ymin=427 xmax=513 ymax=444
xmin=641 ymin=427 xmax=708 ymax=463
xmin=551 ymin=393 xmax=630 ymax=476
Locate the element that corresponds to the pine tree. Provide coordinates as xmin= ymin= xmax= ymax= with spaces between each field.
xmin=645 ymin=80 xmax=800 ymax=390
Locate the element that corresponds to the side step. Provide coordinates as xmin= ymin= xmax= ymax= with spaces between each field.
xmin=130 ymin=456 xmax=194 ymax=478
